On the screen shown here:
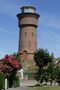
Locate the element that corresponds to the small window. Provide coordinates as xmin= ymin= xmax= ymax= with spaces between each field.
xmin=25 ymin=32 xmax=27 ymax=37
xmin=32 ymin=32 xmax=34 ymax=37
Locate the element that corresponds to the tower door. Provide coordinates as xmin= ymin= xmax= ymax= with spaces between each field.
xmin=22 ymin=50 xmax=28 ymax=60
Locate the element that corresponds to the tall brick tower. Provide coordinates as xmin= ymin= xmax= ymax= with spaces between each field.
xmin=17 ymin=6 xmax=40 ymax=60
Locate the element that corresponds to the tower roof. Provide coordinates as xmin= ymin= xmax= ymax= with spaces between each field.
xmin=21 ymin=6 xmax=36 ymax=13
xmin=21 ymin=6 xmax=36 ymax=10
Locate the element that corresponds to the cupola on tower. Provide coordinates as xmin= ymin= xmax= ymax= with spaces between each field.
xmin=17 ymin=6 xmax=40 ymax=60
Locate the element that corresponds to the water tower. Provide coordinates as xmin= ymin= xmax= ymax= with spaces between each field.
xmin=17 ymin=6 xmax=40 ymax=60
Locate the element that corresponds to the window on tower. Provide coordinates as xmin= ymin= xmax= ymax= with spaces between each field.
xmin=25 ymin=32 xmax=27 ymax=37
xmin=32 ymin=32 xmax=34 ymax=37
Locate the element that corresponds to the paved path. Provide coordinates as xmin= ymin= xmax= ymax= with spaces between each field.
xmin=20 ymin=79 xmax=38 ymax=87
xmin=7 ymin=87 xmax=27 ymax=90
xmin=6 ymin=80 xmax=38 ymax=90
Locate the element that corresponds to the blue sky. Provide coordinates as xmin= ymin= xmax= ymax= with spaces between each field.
xmin=0 ymin=0 xmax=60 ymax=58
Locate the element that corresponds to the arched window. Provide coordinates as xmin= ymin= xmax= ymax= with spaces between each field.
xmin=23 ymin=50 xmax=28 ymax=60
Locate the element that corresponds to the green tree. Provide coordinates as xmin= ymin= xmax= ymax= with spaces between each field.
xmin=55 ymin=60 xmax=60 ymax=86
xmin=47 ymin=61 xmax=55 ymax=85
xmin=34 ymin=49 xmax=52 ymax=67
xmin=34 ymin=48 xmax=54 ymax=84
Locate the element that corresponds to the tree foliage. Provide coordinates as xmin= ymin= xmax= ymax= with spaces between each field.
xmin=34 ymin=48 xmax=54 ymax=84
xmin=34 ymin=49 xmax=53 ymax=68
xmin=20 ymin=59 xmax=38 ymax=73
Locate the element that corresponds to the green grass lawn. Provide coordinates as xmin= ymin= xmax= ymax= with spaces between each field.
xmin=27 ymin=86 xmax=60 ymax=90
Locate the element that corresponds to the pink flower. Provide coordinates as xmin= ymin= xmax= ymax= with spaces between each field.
xmin=0 ymin=63 xmax=5 ymax=72
xmin=11 ymin=60 xmax=20 ymax=69
xmin=1 ymin=54 xmax=20 ymax=69
xmin=0 ymin=54 xmax=21 ymax=75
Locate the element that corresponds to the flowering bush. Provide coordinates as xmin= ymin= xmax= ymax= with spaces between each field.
xmin=0 ymin=54 xmax=21 ymax=75
xmin=0 ymin=63 xmax=5 ymax=72
xmin=0 ymin=54 xmax=21 ymax=88
xmin=4 ymin=55 xmax=20 ymax=69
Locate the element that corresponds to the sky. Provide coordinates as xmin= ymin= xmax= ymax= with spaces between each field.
xmin=0 ymin=0 xmax=60 ymax=58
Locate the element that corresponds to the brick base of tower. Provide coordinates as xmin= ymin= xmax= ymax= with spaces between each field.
xmin=19 ymin=52 xmax=34 ymax=60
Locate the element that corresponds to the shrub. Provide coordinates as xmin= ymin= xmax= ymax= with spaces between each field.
xmin=0 ymin=72 xmax=5 ymax=90
xmin=13 ymin=76 xmax=20 ymax=87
